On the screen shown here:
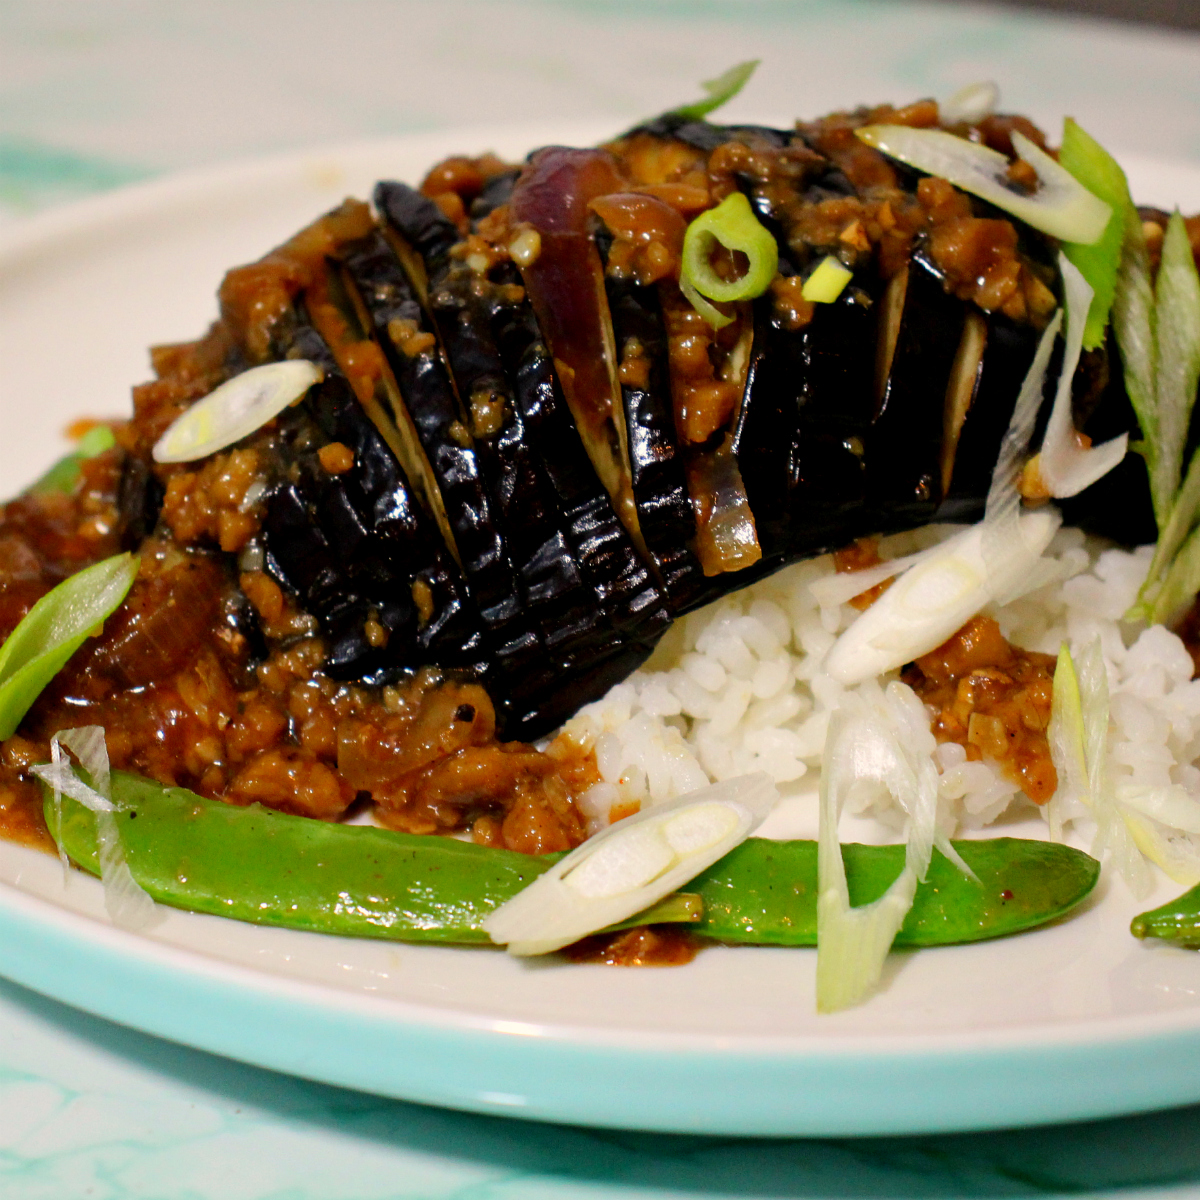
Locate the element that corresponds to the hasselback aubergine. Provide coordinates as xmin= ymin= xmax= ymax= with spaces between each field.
xmin=118 ymin=100 xmax=1157 ymax=740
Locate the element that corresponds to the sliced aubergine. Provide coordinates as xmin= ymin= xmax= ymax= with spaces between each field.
xmin=260 ymin=306 xmax=484 ymax=680
xmin=336 ymin=224 xmax=607 ymax=729
xmin=865 ymin=247 xmax=968 ymax=529
xmin=735 ymin=268 xmax=880 ymax=564
xmin=507 ymin=149 xmax=648 ymax=554
xmin=590 ymin=195 xmax=707 ymax=608
xmin=488 ymin=277 xmax=672 ymax=732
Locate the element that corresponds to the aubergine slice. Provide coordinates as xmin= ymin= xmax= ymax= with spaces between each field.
xmin=506 ymin=149 xmax=651 ymax=558
xmin=336 ymin=227 xmax=601 ymax=695
xmin=937 ymin=311 xmax=1039 ymax=524
xmin=488 ymin=280 xmax=672 ymax=732
xmin=735 ymin=267 xmax=882 ymax=564
xmin=1058 ymin=332 xmax=1157 ymax=545
xmin=367 ymin=185 xmax=539 ymax=664
xmin=590 ymin=205 xmax=707 ymax=609
xmin=260 ymin=306 xmax=485 ymax=680
xmin=865 ymin=247 xmax=967 ymax=529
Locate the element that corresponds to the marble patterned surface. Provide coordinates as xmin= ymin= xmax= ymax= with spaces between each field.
xmin=4 ymin=1 xmax=1200 ymax=1195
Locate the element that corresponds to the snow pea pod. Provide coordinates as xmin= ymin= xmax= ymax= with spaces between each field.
xmin=1131 ymin=883 xmax=1200 ymax=947
xmin=690 ymin=837 xmax=1100 ymax=946
xmin=44 ymin=771 xmax=1099 ymax=946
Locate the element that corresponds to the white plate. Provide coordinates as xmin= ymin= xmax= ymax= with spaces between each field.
xmin=1 ymin=127 xmax=1199 ymax=1138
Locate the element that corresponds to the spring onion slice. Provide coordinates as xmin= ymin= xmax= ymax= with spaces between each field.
xmin=668 ymin=60 xmax=760 ymax=121
xmin=483 ymin=774 xmax=779 ymax=956
xmin=681 ymin=192 xmax=779 ymax=310
xmin=1036 ymin=257 xmax=1129 ymax=498
xmin=679 ymin=275 xmax=734 ymax=330
xmin=152 ymin=360 xmax=322 ymax=464
xmin=801 ymin=256 xmax=853 ymax=304
xmin=1048 ymin=642 xmax=1153 ymax=896
xmin=855 ymin=125 xmax=1111 ymax=245
xmin=823 ymin=509 xmax=1059 ymax=686
xmin=31 ymin=728 xmax=160 ymax=929
xmin=1058 ymin=120 xmax=1131 ymax=351
xmin=817 ymin=683 xmax=946 ymax=1013
xmin=939 ymin=81 xmax=998 ymax=126
xmin=0 ymin=553 xmax=137 ymax=740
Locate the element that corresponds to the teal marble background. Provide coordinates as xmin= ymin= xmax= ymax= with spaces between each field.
xmin=6 ymin=973 xmax=1200 ymax=1200
xmin=3 ymin=1 xmax=1200 ymax=1195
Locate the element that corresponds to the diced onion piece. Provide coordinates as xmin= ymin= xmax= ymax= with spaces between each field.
xmin=824 ymin=509 xmax=1060 ymax=686
xmin=801 ymin=256 xmax=853 ymax=303
xmin=483 ymin=774 xmax=779 ymax=956
xmin=152 ymin=360 xmax=322 ymax=463
xmin=32 ymin=727 xmax=160 ymax=929
xmin=817 ymin=683 xmax=941 ymax=1013
xmin=681 ymin=192 xmax=779 ymax=306
xmin=940 ymin=81 xmax=999 ymax=125
xmin=0 ymin=553 xmax=138 ymax=740
xmin=854 ymin=124 xmax=1112 ymax=245
xmin=1037 ymin=256 xmax=1129 ymax=497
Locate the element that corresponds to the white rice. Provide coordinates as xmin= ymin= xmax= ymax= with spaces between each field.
xmin=552 ymin=524 xmax=1200 ymax=844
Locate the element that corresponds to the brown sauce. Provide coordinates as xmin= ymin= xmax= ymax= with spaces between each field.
xmin=902 ymin=615 xmax=1058 ymax=803
xmin=560 ymin=924 xmax=700 ymax=967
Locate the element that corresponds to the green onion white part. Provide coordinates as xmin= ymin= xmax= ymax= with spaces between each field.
xmin=939 ymin=81 xmax=999 ymax=126
xmin=1036 ymin=256 xmax=1129 ymax=497
xmin=152 ymin=360 xmax=322 ymax=464
xmin=854 ymin=124 xmax=1111 ymax=245
xmin=482 ymin=773 xmax=779 ymax=956
xmin=817 ymin=682 xmax=956 ymax=1013
xmin=32 ymin=727 xmax=160 ymax=930
xmin=822 ymin=508 xmax=1060 ymax=686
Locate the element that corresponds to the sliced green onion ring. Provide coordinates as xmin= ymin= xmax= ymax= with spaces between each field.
xmin=680 ymin=192 xmax=779 ymax=324
xmin=483 ymin=774 xmax=779 ymax=956
xmin=855 ymin=124 xmax=1112 ymax=244
xmin=153 ymin=360 xmax=322 ymax=464
xmin=0 ymin=553 xmax=138 ymax=740
xmin=801 ymin=256 xmax=853 ymax=303
xmin=939 ymin=81 xmax=999 ymax=126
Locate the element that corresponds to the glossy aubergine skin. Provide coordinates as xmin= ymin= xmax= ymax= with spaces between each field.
xmin=261 ymin=309 xmax=484 ymax=682
xmin=225 ymin=116 xmax=1152 ymax=738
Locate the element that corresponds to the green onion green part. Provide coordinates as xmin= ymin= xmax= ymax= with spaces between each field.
xmin=680 ymin=192 xmax=778 ymax=327
xmin=1058 ymin=119 xmax=1132 ymax=351
xmin=28 ymin=425 xmax=117 ymax=497
xmin=668 ymin=60 xmax=760 ymax=121
xmin=801 ymin=256 xmax=853 ymax=303
xmin=0 ymin=553 xmax=137 ymax=739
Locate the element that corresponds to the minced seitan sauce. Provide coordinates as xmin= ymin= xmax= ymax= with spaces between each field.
xmin=0 ymin=324 xmax=598 ymax=860
xmin=902 ymin=615 xmax=1058 ymax=803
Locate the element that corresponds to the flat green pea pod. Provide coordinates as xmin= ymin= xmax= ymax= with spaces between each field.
xmin=691 ymin=838 xmax=1100 ymax=946
xmin=46 ymin=771 xmax=1099 ymax=947
xmin=1131 ymin=883 xmax=1200 ymax=947
xmin=44 ymin=771 xmax=694 ymax=942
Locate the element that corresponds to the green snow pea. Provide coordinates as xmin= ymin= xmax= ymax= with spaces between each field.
xmin=43 ymin=771 xmax=695 ymax=942
xmin=689 ymin=837 xmax=1099 ymax=946
xmin=45 ymin=772 xmax=1099 ymax=946
xmin=1131 ymin=882 xmax=1200 ymax=947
